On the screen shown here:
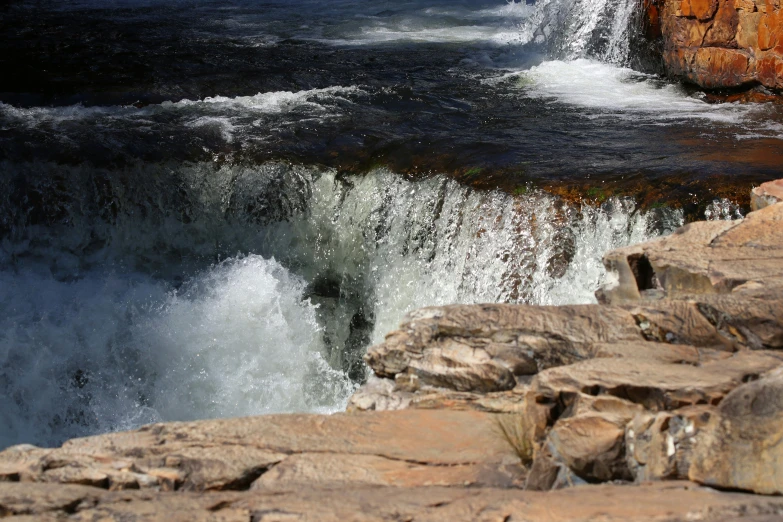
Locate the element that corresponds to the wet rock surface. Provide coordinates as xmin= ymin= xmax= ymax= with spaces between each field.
xmin=352 ymin=192 xmax=783 ymax=495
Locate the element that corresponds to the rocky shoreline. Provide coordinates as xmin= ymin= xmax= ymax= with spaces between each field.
xmin=1 ymin=180 xmax=782 ymax=520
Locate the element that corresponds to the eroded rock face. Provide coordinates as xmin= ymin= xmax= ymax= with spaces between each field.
xmin=598 ymin=202 xmax=783 ymax=304
xmin=350 ymin=196 xmax=783 ymax=494
xmin=11 ymin=411 xmax=783 ymax=521
xmin=658 ymin=0 xmax=783 ymax=91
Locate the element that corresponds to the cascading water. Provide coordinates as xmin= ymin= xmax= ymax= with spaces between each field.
xmin=2 ymin=0 xmax=778 ymax=451
xmin=515 ymin=0 xmax=638 ymax=64
xmin=0 ymin=160 xmax=681 ymax=448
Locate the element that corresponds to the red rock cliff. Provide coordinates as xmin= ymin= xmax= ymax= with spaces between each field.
xmin=653 ymin=0 xmax=783 ymax=91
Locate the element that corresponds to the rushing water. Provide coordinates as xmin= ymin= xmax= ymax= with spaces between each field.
xmin=0 ymin=0 xmax=781 ymax=448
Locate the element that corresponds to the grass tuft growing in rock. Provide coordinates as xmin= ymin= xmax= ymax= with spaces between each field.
xmin=495 ymin=414 xmax=535 ymax=467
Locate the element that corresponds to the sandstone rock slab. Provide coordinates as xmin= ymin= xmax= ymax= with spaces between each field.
xmin=0 ymin=410 xmax=517 ymax=493
xmin=689 ymin=366 xmax=783 ymax=494
xmin=3 ymin=480 xmax=783 ymax=522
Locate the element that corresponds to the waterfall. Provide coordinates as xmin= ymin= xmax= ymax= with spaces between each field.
xmin=0 ymin=160 xmax=681 ymax=448
xmin=516 ymin=0 xmax=639 ymax=64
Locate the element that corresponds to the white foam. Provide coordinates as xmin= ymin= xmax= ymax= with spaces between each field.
xmin=0 ymin=255 xmax=352 ymax=448
xmin=0 ymin=86 xmax=362 ymax=146
xmin=318 ymin=25 xmax=504 ymax=45
xmin=704 ymin=199 xmax=744 ymax=220
xmin=515 ymin=59 xmax=783 ymax=136
xmin=0 ymin=85 xmax=361 ymax=125
xmin=168 ymin=86 xmax=361 ymax=113
xmin=308 ymin=1 xmax=530 ymax=46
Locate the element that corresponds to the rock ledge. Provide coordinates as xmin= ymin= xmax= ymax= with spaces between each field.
xmin=351 ymin=192 xmax=783 ymax=495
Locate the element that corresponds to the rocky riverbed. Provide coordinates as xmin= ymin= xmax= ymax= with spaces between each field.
xmin=1 ymin=181 xmax=782 ymax=520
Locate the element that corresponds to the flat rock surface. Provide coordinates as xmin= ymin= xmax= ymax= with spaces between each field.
xmin=0 ymin=410 xmax=521 ymax=492
xmin=3 ymin=480 xmax=783 ymax=521
xmin=752 ymin=179 xmax=783 ymax=210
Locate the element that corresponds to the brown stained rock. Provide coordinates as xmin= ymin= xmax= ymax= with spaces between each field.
xmin=737 ymin=11 xmax=762 ymax=49
xmin=713 ymin=201 xmax=783 ymax=249
xmin=347 ymin=376 xmax=414 ymax=412
xmin=758 ymin=8 xmax=783 ymax=51
xmin=701 ymin=0 xmax=740 ymax=47
xmin=590 ymin=340 xmax=727 ymax=364
xmin=362 ymin=303 xmax=649 ymax=398
xmin=531 ymin=352 xmax=783 ymax=411
xmin=689 ymin=367 xmax=783 ymax=494
xmin=544 ymin=414 xmax=632 ymax=483
xmin=680 ymin=0 xmax=719 ymax=20
xmin=355 ymin=300 xmax=782 ymax=418
xmin=560 ymin=392 xmax=648 ymax=421
xmin=752 ymin=179 xmax=783 ymax=210
xmin=360 ymin=297 xmax=782 ymax=404
xmin=405 ymin=340 xmax=517 ymax=392
xmin=0 ymin=483 xmax=104 ymax=518
xmin=598 ymin=220 xmax=733 ymax=303
xmin=758 ymin=52 xmax=783 ymax=89
xmin=532 ymin=351 xmax=783 ymax=411
xmin=625 ymin=300 xmax=741 ymax=348
xmin=691 ymin=48 xmax=754 ymax=88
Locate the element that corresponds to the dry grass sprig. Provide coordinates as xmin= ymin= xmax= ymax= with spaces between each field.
xmin=495 ymin=413 xmax=535 ymax=467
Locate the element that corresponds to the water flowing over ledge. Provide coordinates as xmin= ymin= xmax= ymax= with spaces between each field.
xmin=0 ymin=161 xmax=682 ymax=448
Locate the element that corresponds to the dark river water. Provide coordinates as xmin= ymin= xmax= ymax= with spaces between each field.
xmin=0 ymin=0 xmax=781 ymax=448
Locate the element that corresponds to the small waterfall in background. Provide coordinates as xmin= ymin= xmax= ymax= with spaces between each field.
xmin=515 ymin=0 xmax=639 ymax=64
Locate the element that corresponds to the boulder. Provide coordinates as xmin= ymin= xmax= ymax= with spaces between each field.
xmin=625 ymin=405 xmax=715 ymax=481
xmin=689 ymin=367 xmax=783 ymax=494
xmin=532 ymin=350 xmax=783 ymax=411
xmin=599 ymin=202 xmax=783 ymax=304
